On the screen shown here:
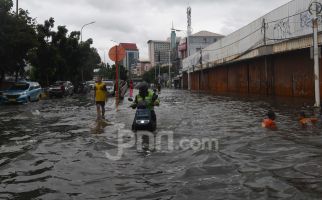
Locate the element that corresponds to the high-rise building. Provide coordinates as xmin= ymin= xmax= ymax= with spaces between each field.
xmin=178 ymin=31 xmax=225 ymax=59
xmin=119 ymin=43 xmax=139 ymax=71
xmin=147 ymin=40 xmax=171 ymax=67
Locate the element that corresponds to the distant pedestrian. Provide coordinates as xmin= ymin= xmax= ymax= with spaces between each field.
xmin=94 ymin=76 xmax=107 ymax=120
xmin=129 ymin=80 xmax=133 ymax=98
xmin=262 ymin=110 xmax=277 ymax=129
xmin=157 ymin=82 xmax=161 ymax=94
xmin=299 ymin=111 xmax=318 ymax=127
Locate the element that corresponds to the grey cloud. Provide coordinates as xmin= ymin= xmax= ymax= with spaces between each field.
xmin=18 ymin=0 xmax=291 ymax=63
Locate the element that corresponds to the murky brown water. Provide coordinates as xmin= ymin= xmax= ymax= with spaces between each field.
xmin=0 ymin=90 xmax=322 ymax=199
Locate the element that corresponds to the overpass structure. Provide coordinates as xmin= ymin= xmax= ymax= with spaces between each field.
xmin=182 ymin=0 xmax=322 ymax=100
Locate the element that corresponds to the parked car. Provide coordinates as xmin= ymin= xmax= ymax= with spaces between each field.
xmin=0 ymin=81 xmax=42 ymax=104
xmin=48 ymin=81 xmax=74 ymax=97
xmin=75 ymin=82 xmax=90 ymax=94
xmin=103 ymin=80 xmax=115 ymax=96
xmin=86 ymin=80 xmax=95 ymax=90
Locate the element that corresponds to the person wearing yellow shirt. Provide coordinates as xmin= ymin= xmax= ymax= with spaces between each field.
xmin=94 ymin=76 xmax=107 ymax=119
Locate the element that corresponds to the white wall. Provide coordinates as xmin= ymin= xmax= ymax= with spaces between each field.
xmin=183 ymin=0 xmax=319 ymax=70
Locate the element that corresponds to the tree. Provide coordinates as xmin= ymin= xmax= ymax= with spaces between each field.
xmin=28 ymin=17 xmax=56 ymax=85
xmin=0 ymin=0 xmax=37 ymax=82
xmin=142 ymin=66 xmax=169 ymax=83
xmin=29 ymin=18 xmax=101 ymax=86
xmin=0 ymin=1 xmax=101 ymax=85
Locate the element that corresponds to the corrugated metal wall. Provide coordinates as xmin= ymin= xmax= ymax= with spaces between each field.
xmin=184 ymin=48 xmax=320 ymax=98
xmin=182 ymin=73 xmax=188 ymax=89
xmin=182 ymin=0 xmax=317 ymax=71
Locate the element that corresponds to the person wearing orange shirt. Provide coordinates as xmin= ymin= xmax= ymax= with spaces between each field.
xmin=262 ymin=110 xmax=277 ymax=129
xmin=299 ymin=111 xmax=318 ymax=127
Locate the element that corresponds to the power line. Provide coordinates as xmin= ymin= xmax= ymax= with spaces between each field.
xmin=202 ymin=26 xmax=262 ymax=53
xmin=266 ymin=10 xmax=308 ymax=24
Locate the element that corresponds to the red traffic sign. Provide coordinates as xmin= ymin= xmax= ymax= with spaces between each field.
xmin=108 ymin=45 xmax=126 ymax=62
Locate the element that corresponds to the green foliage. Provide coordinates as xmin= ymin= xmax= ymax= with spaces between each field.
xmin=29 ymin=18 xmax=101 ymax=86
xmin=142 ymin=65 xmax=169 ymax=83
xmin=0 ymin=0 xmax=13 ymax=12
xmin=95 ymin=64 xmax=128 ymax=81
xmin=0 ymin=0 xmax=37 ymax=82
xmin=0 ymin=0 xmax=101 ymax=86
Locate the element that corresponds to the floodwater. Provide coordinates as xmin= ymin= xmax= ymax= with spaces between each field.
xmin=0 ymin=90 xmax=322 ymax=200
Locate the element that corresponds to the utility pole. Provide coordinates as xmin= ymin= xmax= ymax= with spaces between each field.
xmin=115 ymin=45 xmax=119 ymax=110
xmin=263 ymin=18 xmax=269 ymax=96
xmin=312 ymin=2 xmax=321 ymax=107
xmin=16 ymin=0 xmax=18 ymax=16
xmin=156 ymin=51 xmax=160 ymax=83
xmin=169 ymin=50 xmax=171 ymax=88
xmin=199 ymin=48 xmax=203 ymax=91
xmin=158 ymin=58 xmax=161 ymax=84
xmin=80 ymin=21 xmax=95 ymax=82
xmin=187 ymin=6 xmax=192 ymax=91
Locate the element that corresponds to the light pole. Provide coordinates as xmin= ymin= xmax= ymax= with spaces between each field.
xmin=80 ymin=21 xmax=95 ymax=82
xmin=16 ymin=0 xmax=18 ymax=16
xmin=309 ymin=1 xmax=322 ymax=107
xmin=168 ymin=50 xmax=171 ymax=88
xmin=171 ymin=28 xmax=190 ymax=90
xmin=80 ymin=21 xmax=95 ymax=43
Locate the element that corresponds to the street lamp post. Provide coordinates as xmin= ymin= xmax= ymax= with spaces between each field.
xmin=80 ymin=21 xmax=95 ymax=82
xmin=80 ymin=21 xmax=95 ymax=43
xmin=171 ymin=28 xmax=190 ymax=90
xmin=168 ymin=50 xmax=171 ymax=88
xmin=16 ymin=0 xmax=18 ymax=16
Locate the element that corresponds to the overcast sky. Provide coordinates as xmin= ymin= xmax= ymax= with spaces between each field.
xmin=17 ymin=0 xmax=291 ymax=63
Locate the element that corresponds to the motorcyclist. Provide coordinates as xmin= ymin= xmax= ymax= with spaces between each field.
xmin=130 ymin=82 xmax=160 ymax=127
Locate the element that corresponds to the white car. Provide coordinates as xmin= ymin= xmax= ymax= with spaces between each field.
xmin=86 ymin=81 xmax=95 ymax=90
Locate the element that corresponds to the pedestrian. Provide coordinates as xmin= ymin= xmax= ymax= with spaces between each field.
xmin=157 ymin=82 xmax=161 ymax=94
xmin=299 ymin=111 xmax=318 ymax=127
xmin=262 ymin=110 xmax=277 ymax=129
xmin=129 ymin=80 xmax=133 ymax=98
xmin=94 ymin=76 xmax=107 ymax=120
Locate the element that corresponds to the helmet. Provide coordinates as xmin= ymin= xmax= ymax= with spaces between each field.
xmin=139 ymin=82 xmax=149 ymax=98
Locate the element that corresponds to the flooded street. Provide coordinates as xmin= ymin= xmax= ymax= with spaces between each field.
xmin=1 ymin=89 xmax=322 ymax=200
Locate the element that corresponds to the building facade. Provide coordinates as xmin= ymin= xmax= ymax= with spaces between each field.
xmin=148 ymin=40 xmax=171 ymax=67
xmin=119 ymin=43 xmax=139 ymax=71
xmin=181 ymin=0 xmax=322 ymax=100
xmin=178 ymin=31 xmax=224 ymax=60
xmin=132 ymin=60 xmax=152 ymax=77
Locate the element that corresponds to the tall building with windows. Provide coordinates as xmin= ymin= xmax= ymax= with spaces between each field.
xmin=178 ymin=31 xmax=224 ymax=59
xmin=147 ymin=40 xmax=171 ymax=67
xmin=119 ymin=43 xmax=139 ymax=71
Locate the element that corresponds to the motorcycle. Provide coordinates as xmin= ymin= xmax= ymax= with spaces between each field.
xmin=129 ymin=96 xmax=158 ymax=132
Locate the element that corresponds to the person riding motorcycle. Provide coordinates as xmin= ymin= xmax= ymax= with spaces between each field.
xmin=130 ymin=82 xmax=160 ymax=129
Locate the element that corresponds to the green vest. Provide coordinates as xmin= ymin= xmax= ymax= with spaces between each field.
xmin=135 ymin=90 xmax=159 ymax=110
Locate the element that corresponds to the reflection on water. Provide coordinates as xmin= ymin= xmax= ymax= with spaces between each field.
xmin=0 ymin=90 xmax=322 ymax=199
xmin=90 ymin=119 xmax=112 ymax=135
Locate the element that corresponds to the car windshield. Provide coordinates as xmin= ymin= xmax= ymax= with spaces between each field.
xmin=9 ymin=83 xmax=29 ymax=91
xmin=105 ymin=82 xmax=114 ymax=86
